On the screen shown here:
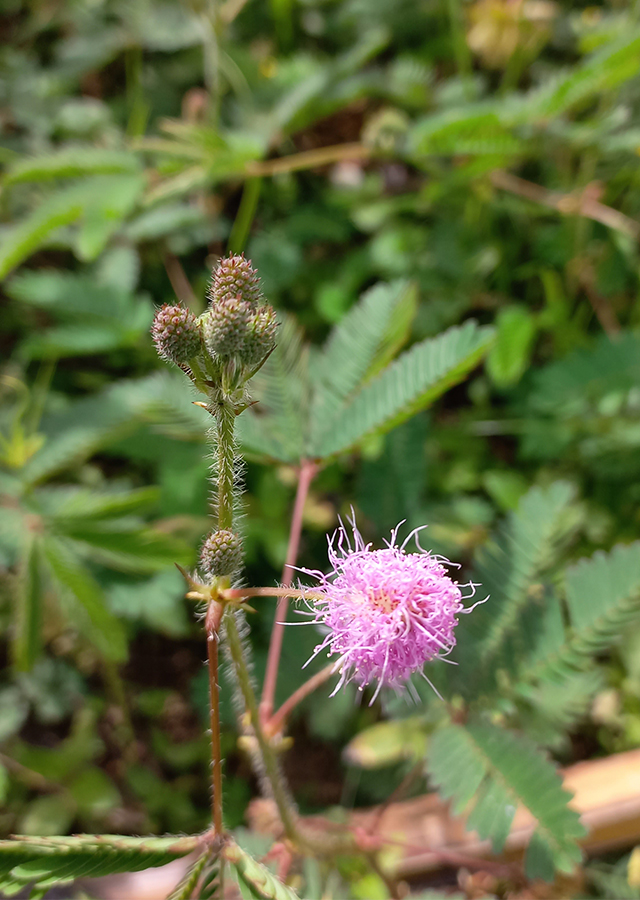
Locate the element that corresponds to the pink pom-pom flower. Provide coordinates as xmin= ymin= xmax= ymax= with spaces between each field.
xmin=298 ymin=517 xmax=483 ymax=703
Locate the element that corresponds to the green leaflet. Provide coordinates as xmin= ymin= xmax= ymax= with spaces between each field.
xmin=528 ymin=332 xmax=640 ymax=416
xmin=238 ymin=285 xmax=491 ymax=464
xmin=427 ymin=722 xmax=585 ymax=875
xmin=20 ymin=376 xmax=162 ymax=486
xmin=7 ymin=269 xmax=154 ymax=359
xmin=62 ymin=524 xmax=192 ymax=574
xmin=166 ymin=850 xmax=215 ymax=900
xmin=409 ymin=104 xmax=527 ymax=158
xmin=12 ymin=537 xmax=43 ymax=672
xmin=42 ymin=485 xmax=160 ymax=523
xmin=224 ymin=841 xmax=300 ymax=900
xmin=309 ymin=279 xmax=417 ymax=417
xmin=42 ymin=536 xmax=128 ymax=662
xmin=3 ymin=148 xmax=142 ymax=184
xmin=520 ymin=33 xmax=640 ymax=120
xmin=486 ymin=305 xmax=538 ymax=388
xmin=0 ymin=184 xmax=88 ymax=282
xmin=310 ymin=321 xmax=494 ymax=459
xmin=0 ymin=174 xmax=145 ymax=280
xmin=0 ymin=834 xmax=199 ymax=898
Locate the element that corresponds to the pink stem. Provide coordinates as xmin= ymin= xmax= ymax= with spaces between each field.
xmin=260 ymin=459 xmax=317 ymax=722
xmin=266 ymin=663 xmax=337 ymax=736
xmin=223 ymin=586 xmax=323 ymax=601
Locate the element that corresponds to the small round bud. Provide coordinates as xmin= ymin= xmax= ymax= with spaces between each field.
xmin=241 ymin=304 xmax=278 ymax=368
xmin=201 ymin=296 xmax=251 ymax=358
xmin=151 ymin=304 xmax=201 ymax=364
xmin=201 ymin=530 xmax=243 ymax=578
xmin=209 ymin=255 xmax=263 ymax=307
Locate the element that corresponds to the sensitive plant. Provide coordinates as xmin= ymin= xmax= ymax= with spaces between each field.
xmin=3 ymin=0 xmax=640 ymax=893
xmin=3 ymin=254 xmax=640 ymax=900
xmin=0 ymin=255 xmax=496 ymax=899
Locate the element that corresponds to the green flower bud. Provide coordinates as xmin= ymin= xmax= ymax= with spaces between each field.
xmin=201 ymin=296 xmax=251 ymax=358
xmin=240 ymin=304 xmax=278 ymax=368
xmin=208 ymin=254 xmax=263 ymax=307
xmin=151 ymin=304 xmax=201 ymax=364
xmin=201 ymin=530 xmax=243 ymax=578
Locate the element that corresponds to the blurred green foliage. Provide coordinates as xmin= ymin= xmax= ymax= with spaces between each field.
xmin=1 ymin=0 xmax=640 ymax=895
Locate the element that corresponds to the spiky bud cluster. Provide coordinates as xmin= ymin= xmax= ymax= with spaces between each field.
xmin=241 ymin=305 xmax=278 ymax=368
xmin=201 ymin=529 xmax=243 ymax=578
xmin=201 ymin=296 xmax=252 ymax=358
xmin=202 ymin=255 xmax=277 ymax=370
xmin=209 ymin=254 xmax=263 ymax=306
xmin=151 ymin=304 xmax=201 ymax=364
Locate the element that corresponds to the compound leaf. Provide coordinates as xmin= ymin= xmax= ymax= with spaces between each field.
xmin=451 ymin=481 xmax=576 ymax=698
xmin=0 ymin=834 xmax=199 ymax=898
xmin=3 ymin=148 xmax=141 ymax=184
xmin=531 ymin=541 xmax=640 ymax=681
xmin=309 ymin=279 xmax=417 ymax=433
xmin=427 ymin=722 xmax=584 ymax=873
xmin=310 ymin=321 xmax=493 ymax=459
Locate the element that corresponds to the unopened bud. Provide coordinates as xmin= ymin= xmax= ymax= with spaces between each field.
xmin=201 ymin=530 xmax=243 ymax=578
xmin=241 ymin=304 xmax=278 ymax=368
xmin=209 ymin=254 xmax=263 ymax=307
xmin=201 ymin=296 xmax=251 ymax=358
xmin=151 ymin=304 xmax=201 ymax=364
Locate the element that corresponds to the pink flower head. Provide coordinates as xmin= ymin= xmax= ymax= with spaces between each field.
xmin=298 ymin=517 xmax=482 ymax=703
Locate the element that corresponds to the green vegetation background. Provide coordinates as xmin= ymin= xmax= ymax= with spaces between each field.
xmin=1 ymin=0 xmax=640 ymax=889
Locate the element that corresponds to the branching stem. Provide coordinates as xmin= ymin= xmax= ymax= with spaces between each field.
xmin=266 ymin=664 xmax=337 ymax=737
xmin=261 ymin=460 xmax=318 ymax=721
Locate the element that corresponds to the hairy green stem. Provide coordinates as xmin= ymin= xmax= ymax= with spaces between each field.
xmin=208 ymin=628 xmax=224 ymax=835
xmin=216 ymin=400 xmax=236 ymax=531
xmin=223 ymin=611 xmax=302 ymax=843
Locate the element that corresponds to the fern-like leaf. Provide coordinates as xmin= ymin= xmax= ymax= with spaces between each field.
xmin=528 ymin=332 xmax=640 ymax=416
xmin=42 ymin=536 xmax=128 ymax=662
xmin=224 ymin=842 xmax=300 ymax=900
xmin=3 ymin=148 xmax=141 ymax=184
xmin=309 ymin=280 xmax=417 ymax=435
xmin=427 ymin=722 xmax=585 ymax=875
xmin=41 ymin=486 xmax=160 ymax=523
xmin=21 ymin=377 xmax=160 ymax=486
xmin=310 ymin=321 xmax=493 ymax=460
xmin=521 ymin=34 xmax=640 ymax=121
xmin=451 ymin=482 xmax=575 ymax=699
xmin=531 ymin=542 xmax=640 ymax=680
xmin=0 ymin=834 xmax=199 ymax=899
xmin=62 ymin=524 xmax=192 ymax=574
xmin=409 ymin=103 xmax=527 ymax=157
xmin=0 ymin=184 xmax=88 ymax=281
